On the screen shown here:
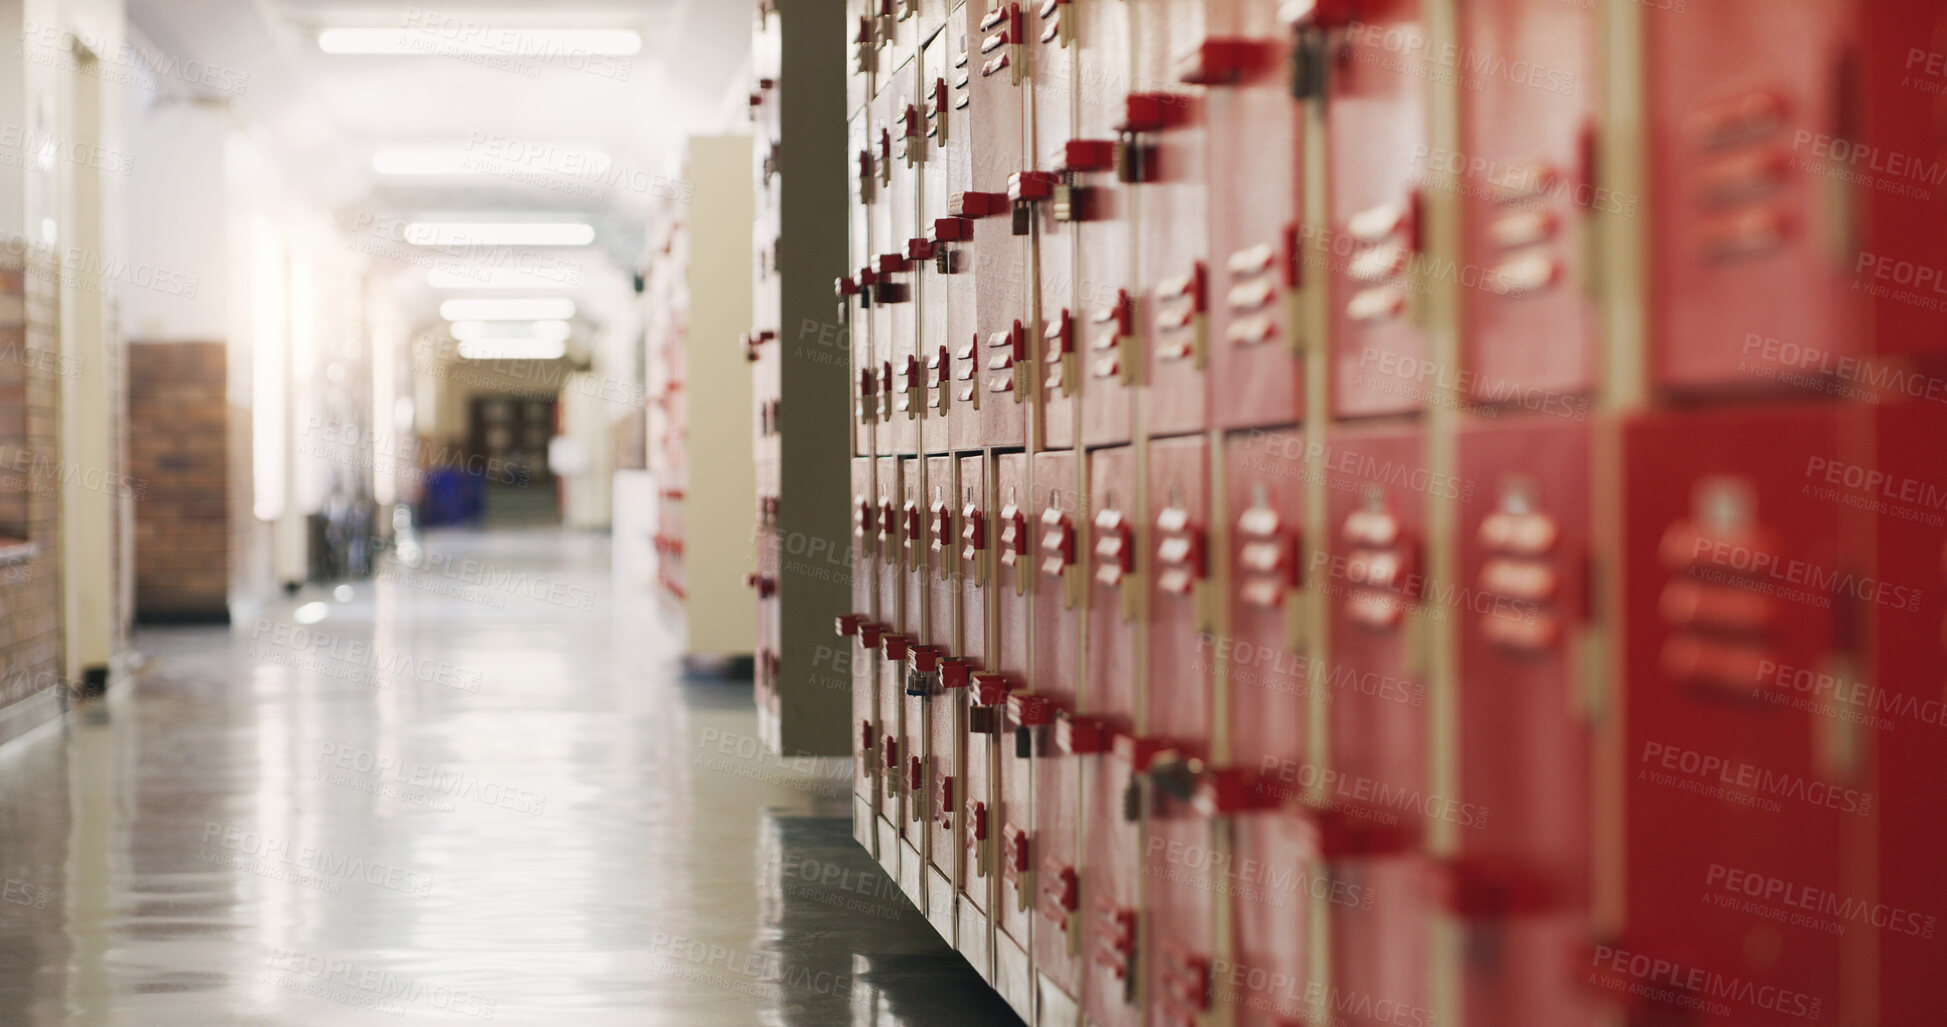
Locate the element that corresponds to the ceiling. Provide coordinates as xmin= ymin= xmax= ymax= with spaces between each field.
xmin=125 ymin=0 xmax=755 ymax=352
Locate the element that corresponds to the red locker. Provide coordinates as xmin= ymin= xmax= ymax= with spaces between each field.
xmin=1028 ymin=449 xmax=1088 ymax=1006
xmin=1452 ymin=417 xmax=1597 ymax=1026
xmin=956 ymin=453 xmax=997 ymax=977
xmin=1142 ymin=436 xmax=1220 ymax=1027
xmin=1082 ymin=444 xmax=1140 ymax=1027
xmin=1865 ymin=400 xmax=1947 ymax=1023
xmin=1027 ymin=0 xmax=1079 ymax=450
xmin=1643 ymin=0 xmax=1856 ymax=394
xmin=1219 ymin=427 xmax=1320 ymax=1027
xmin=965 ymin=1 xmax=1033 ymax=450
xmin=1132 ymin=0 xmax=1211 ymax=438
xmin=878 ymin=66 xmax=925 ymax=456
xmin=1455 ymin=0 xmax=1598 ymax=403
xmin=1608 ymin=404 xmax=1852 ymax=1025
xmin=1204 ymin=4 xmax=1304 ymax=432
xmin=1072 ymin=0 xmax=1136 ymax=448
xmin=993 ymin=451 xmax=1038 ymax=1016
xmin=1326 ymin=0 xmax=1429 ymax=419
xmin=1860 ymin=0 xmax=1947 ymax=365
xmin=1321 ymin=423 xmax=1432 ymax=1024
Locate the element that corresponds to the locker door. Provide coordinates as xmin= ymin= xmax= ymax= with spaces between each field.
xmin=1220 ymin=427 xmax=1319 ymax=1027
xmin=848 ymin=0 xmax=878 ymax=118
xmin=1073 ymin=0 xmax=1136 ymax=448
xmin=1326 ymin=0 xmax=1430 ymax=419
xmin=1027 ymin=0 xmax=1080 ymax=450
xmin=880 ymin=61 xmax=926 ymax=456
xmin=849 ymin=110 xmax=877 ymax=457
xmin=1204 ymin=2 xmax=1303 ymax=432
xmin=846 ymin=456 xmax=883 ymax=842
xmin=1858 ymin=0 xmax=1947 ymax=363
xmin=1321 ymin=423 xmax=1431 ymax=1024
xmin=1455 ymin=0 xmax=1598 ymax=403
xmin=1143 ymin=436 xmax=1219 ymax=1027
xmin=1610 ymin=404 xmax=1851 ymax=1025
xmin=923 ymin=455 xmax=962 ymax=894
xmin=1644 ymin=0 xmax=1856 ymax=393
xmin=923 ymin=22 xmax=980 ymax=454
xmin=874 ymin=455 xmax=908 ymax=849
xmin=1452 ymin=418 xmax=1596 ymax=1026
xmin=753 ymin=474 xmax=781 ymax=731
xmin=993 ymin=451 xmax=1038 ymax=1018
xmin=1133 ymin=0 xmax=1211 ymax=438
xmin=967 ymin=1 xmax=1033 ymax=449
xmin=873 ymin=0 xmax=921 ymax=105
xmin=957 ymin=453 xmax=997 ymax=979
xmin=1082 ymin=444 xmax=1140 ymax=1027
xmin=1867 ymin=400 xmax=1947 ymax=1023
xmin=1029 ymin=449 xmax=1088 ymax=1006
xmin=898 ymin=455 xmax=929 ymax=856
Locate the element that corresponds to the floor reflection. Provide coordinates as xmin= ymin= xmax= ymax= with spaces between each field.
xmin=0 ymin=527 xmax=1018 ymax=1026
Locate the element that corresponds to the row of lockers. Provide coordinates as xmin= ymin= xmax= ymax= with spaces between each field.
xmin=841 ymin=0 xmax=1946 ymax=457
xmin=845 ymin=402 xmax=1947 ymax=1026
xmin=815 ymin=0 xmax=1947 ymax=1023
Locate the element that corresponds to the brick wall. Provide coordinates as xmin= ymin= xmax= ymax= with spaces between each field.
xmin=0 ymin=266 xmax=62 ymax=716
xmin=129 ymin=341 xmax=228 ymax=619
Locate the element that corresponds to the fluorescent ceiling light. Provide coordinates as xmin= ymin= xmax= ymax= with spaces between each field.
xmin=374 ymin=148 xmax=611 ymax=177
xmin=440 ymin=298 xmax=577 ymax=321
xmin=450 ymin=320 xmax=572 ymax=343
xmin=427 ymin=267 xmax=580 ymax=290
xmin=406 ymin=222 xmax=594 ymax=247
xmin=318 ymin=28 xmax=641 ymax=56
xmin=458 ymin=338 xmax=568 ymax=361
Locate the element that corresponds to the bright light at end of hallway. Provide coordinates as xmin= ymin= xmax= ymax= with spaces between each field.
xmin=404 ymin=222 xmax=595 ymax=247
xmin=373 ymin=148 xmax=611 ymax=177
xmin=317 ymin=28 xmax=642 ymax=56
xmin=439 ymin=298 xmax=577 ymax=322
xmin=457 ymin=338 xmax=568 ymax=361
xmin=292 ymin=602 xmax=329 ymax=625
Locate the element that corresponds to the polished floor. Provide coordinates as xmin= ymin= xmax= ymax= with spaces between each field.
xmin=0 ymin=527 xmax=1019 ymax=1026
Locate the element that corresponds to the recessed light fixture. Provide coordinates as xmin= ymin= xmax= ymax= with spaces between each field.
xmin=449 ymin=319 xmax=572 ymax=343
xmin=318 ymin=28 xmax=641 ymax=57
xmin=373 ymin=148 xmax=611 ymax=177
xmin=427 ymin=267 xmax=579 ymax=290
xmin=406 ymin=222 xmax=595 ymax=247
xmin=439 ymin=298 xmax=577 ymax=321
xmin=457 ymin=338 xmax=569 ymax=361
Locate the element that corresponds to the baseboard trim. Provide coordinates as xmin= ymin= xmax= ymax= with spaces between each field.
xmin=0 ymin=687 xmax=66 ymax=751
